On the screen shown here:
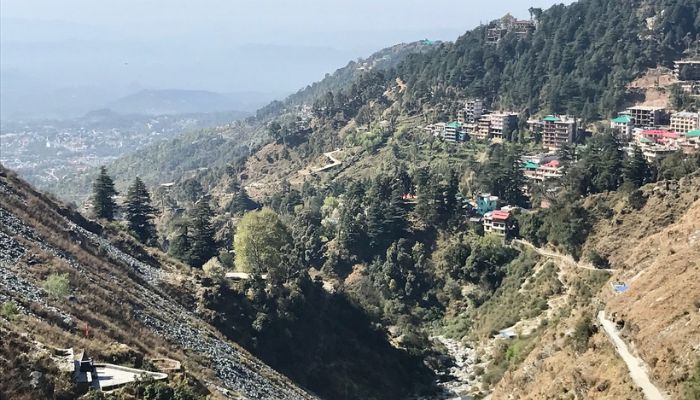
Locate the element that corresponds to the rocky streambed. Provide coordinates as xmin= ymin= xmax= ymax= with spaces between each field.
xmin=429 ymin=336 xmax=492 ymax=400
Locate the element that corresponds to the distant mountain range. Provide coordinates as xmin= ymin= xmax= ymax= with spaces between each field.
xmin=105 ymin=89 xmax=278 ymax=116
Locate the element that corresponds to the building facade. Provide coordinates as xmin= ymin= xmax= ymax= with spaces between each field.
xmin=624 ymin=106 xmax=665 ymax=128
xmin=670 ymin=111 xmax=700 ymax=134
xmin=541 ymin=115 xmax=577 ymax=151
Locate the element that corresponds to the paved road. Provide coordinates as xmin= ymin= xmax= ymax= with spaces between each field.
xmin=597 ymin=311 xmax=668 ymax=400
xmin=513 ymin=239 xmax=615 ymax=272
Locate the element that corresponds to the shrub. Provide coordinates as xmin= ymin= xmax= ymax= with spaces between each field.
xmin=685 ymin=360 xmax=700 ymax=400
xmin=628 ymin=189 xmax=647 ymax=210
xmin=569 ymin=315 xmax=596 ymax=352
xmin=202 ymin=257 xmax=225 ymax=282
xmin=587 ymin=250 xmax=610 ymax=269
xmin=1 ymin=301 xmax=19 ymax=319
xmin=43 ymin=273 xmax=70 ymax=298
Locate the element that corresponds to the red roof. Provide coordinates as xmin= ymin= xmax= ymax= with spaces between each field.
xmin=544 ymin=160 xmax=560 ymax=168
xmin=491 ymin=210 xmax=510 ymax=220
xmin=641 ymin=129 xmax=678 ymax=139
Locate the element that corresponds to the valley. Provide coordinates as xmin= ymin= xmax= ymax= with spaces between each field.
xmin=2 ymin=0 xmax=700 ymax=399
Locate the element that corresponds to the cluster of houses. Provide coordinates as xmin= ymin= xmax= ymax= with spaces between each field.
xmin=425 ymin=99 xmax=583 ymax=153
xmin=609 ymin=106 xmax=700 ymax=161
xmin=465 ymin=193 xmax=518 ymax=239
xmin=424 ymin=99 xmax=520 ymax=143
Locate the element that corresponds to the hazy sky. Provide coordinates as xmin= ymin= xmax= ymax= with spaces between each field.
xmin=1 ymin=0 xmax=572 ymax=118
xmin=1 ymin=0 xmax=569 ymax=46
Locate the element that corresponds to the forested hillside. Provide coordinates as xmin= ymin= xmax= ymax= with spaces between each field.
xmin=26 ymin=0 xmax=700 ymax=399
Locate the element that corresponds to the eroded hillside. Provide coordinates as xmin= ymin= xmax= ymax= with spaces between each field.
xmin=0 ymin=166 xmax=315 ymax=399
xmin=492 ymin=174 xmax=700 ymax=399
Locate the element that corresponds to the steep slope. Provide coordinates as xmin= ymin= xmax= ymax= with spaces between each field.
xmin=492 ymin=174 xmax=700 ymax=399
xmin=0 ymin=165 xmax=315 ymax=399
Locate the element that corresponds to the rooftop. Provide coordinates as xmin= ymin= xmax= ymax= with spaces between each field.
xmin=612 ymin=115 xmax=633 ymax=124
xmin=687 ymin=130 xmax=700 ymax=138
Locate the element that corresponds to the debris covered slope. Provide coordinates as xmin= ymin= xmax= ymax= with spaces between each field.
xmin=0 ymin=165 xmax=316 ymax=400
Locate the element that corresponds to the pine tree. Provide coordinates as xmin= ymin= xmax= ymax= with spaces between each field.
xmin=92 ymin=166 xmax=118 ymax=221
xmin=189 ymin=201 xmax=216 ymax=268
xmin=623 ymin=146 xmax=650 ymax=189
xmin=227 ymin=188 xmax=259 ymax=215
xmin=169 ymin=222 xmax=191 ymax=264
xmin=125 ymin=177 xmax=157 ymax=244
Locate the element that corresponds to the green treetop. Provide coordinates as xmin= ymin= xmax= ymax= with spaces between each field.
xmin=125 ymin=177 xmax=157 ymax=244
xmin=92 ymin=166 xmax=118 ymax=221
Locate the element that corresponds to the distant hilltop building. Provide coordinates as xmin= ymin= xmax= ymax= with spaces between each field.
xmin=487 ymin=14 xmax=535 ymax=44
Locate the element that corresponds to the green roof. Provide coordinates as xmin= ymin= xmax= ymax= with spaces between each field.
xmin=446 ymin=121 xmax=461 ymax=129
xmin=640 ymin=137 xmax=653 ymax=143
xmin=543 ymin=115 xmax=560 ymax=122
xmin=611 ymin=115 xmax=632 ymax=124
xmin=687 ymin=130 xmax=700 ymax=138
xmin=523 ymin=161 xmax=539 ymax=169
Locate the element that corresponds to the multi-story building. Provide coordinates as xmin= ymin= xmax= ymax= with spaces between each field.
xmin=460 ymin=98 xmax=484 ymax=124
xmin=670 ymin=111 xmax=700 ymax=134
xmin=610 ymin=114 xmax=633 ymax=141
xmin=443 ymin=121 xmax=464 ymax=142
xmin=488 ymin=113 xmax=519 ymax=141
xmin=624 ymin=106 xmax=665 ymax=128
xmin=541 ymin=115 xmax=577 ymax=151
xmin=474 ymin=115 xmax=492 ymax=140
xmin=483 ymin=210 xmax=511 ymax=237
xmin=674 ymin=60 xmax=700 ymax=81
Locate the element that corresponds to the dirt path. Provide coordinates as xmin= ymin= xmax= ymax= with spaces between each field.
xmin=313 ymin=149 xmax=342 ymax=172
xmin=597 ymin=311 xmax=668 ymax=400
xmin=513 ymin=239 xmax=615 ymax=272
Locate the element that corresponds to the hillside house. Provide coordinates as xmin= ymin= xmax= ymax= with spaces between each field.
xmin=476 ymin=193 xmax=499 ymax=215
xmin=670 ymin=111 xmax=700 ymax=134
xmin=523 ymin=158 xmax=564 ymax=181
xmin=631 ymin=129 xmax=680 ymax=161
xmin=483 ymin=210 xmax=511 ymax=237
xmin=443 ymin=121 xmax=466 ymax=142
xmin=624 ymin=106 xmax=665 ymax=128
xmin=610 ymin=115 xmax=633 ymax=141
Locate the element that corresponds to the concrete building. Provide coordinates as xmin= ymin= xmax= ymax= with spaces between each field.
xmin=474 ymin=115 xmax=492 ymax=140
xmin=610 ymin=114 xmax=634 ymax=141
xmin=670 ymin=111 xmax=700 ymax=134
xmin=483 ymin=210 xmax=511 ymax=237
xmin=624 ymin=106 xmax=665 ymax=128
xmin=488 ymin=112 xmax=519 ymax=141
xmin=541 ymin=115 xmax=577 ymax=151
xmin=674 ymin=60 xmax=700 ymax=81
xmin=443 ymin=121 xmax=464 ymax=142
xmin=458 ymin=98 xmax=484 ymax=124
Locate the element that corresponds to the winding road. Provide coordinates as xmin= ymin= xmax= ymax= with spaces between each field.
xmin=597 ymin=311 xmax=668 ymax=400
xmin=512 ymin=239 xmax=615 ymax=272
xmin=312 ymin=149 xmax=343 ymax=173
